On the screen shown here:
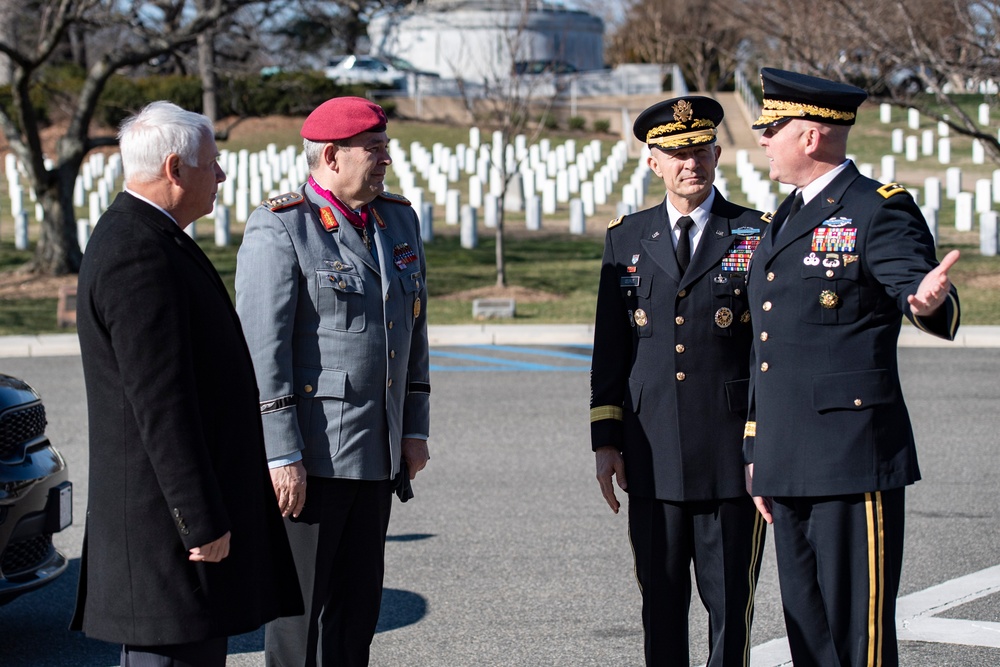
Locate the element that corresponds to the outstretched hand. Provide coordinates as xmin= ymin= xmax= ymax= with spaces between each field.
xmin=909 ymin=249 xmax=959 ymax=317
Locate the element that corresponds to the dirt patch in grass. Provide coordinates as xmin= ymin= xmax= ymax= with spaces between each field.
xmin=0 ymin=270 xmax=76 ymax=300
xmin=437 ymin=284 xmax=559 ymax=303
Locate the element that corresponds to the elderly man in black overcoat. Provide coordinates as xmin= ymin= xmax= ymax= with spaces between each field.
xmin=591 ymin=96 xmax=769 ymax=666
xmin=72 ymin=101 xmax=302 ymax=666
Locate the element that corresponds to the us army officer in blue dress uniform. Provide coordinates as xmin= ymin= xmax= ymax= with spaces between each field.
xmin=744 ymin=69 xmax=960 ymax=667
xmin=235 ymin=97 xmax=430 ymax=666
xmin=590 ymin=96 xmax=769 ymax=667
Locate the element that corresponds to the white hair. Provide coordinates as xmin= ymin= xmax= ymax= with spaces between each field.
xmin=118 ymin=101 xmax=214 ymax=184
xmin=303 ymin=138 xmax=326 ymax=172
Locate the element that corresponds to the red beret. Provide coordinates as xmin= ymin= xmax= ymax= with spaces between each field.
xmin=300 ymin=96 xmax=388 ymax=142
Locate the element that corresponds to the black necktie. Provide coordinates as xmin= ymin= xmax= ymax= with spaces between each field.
xmin=675 ymin=216 xmax=695 ymax=274
xmin=774 ymin=191 xmax=804 ymax=239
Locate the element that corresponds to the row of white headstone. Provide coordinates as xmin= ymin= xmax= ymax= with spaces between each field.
xmin=882 ymin=103 xmax=998 ymax=166
xmin=732 ymin=146 xmax=999 ymax=256
xmin=4 ymin=125 xmax=651 ymax=252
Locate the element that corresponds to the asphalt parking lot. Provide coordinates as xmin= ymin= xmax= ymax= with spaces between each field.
xmin=1 ymin=343 xmax=999 ymax=666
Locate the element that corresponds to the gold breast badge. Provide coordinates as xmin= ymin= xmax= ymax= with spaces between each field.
xmin=715 ymin=307 xmax=734 ymax=328
xmin=819 ymin=290 xmax=840 ymax=309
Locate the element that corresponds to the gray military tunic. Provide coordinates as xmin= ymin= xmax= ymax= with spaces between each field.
xmin=235 ymin=186 xmax=430 ymax=480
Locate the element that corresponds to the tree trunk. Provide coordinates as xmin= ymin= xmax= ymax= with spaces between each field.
xmin=30 ymin=170 xmax=83 ymax=275
xmin=198 ymin=30 xmax=218 ymax=122
xmin=495 ymin=206 xmax=507 ymax=288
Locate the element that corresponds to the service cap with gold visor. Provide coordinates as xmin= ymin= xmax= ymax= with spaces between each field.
xmin=633 ymin=95 xmax=724 ymax=151
xmin=751 ymin=67 xmax=868 ymax=129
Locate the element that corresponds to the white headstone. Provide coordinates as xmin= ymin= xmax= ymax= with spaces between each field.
xmin=938 ymin=138 xmax=951 ymax=164
xmin=77 ymin=218 xmax=90 ymax=252
xmin=445 ymin=189 xmax=460 ymax=225
xmin=484 ymin=194 xmax=498 ymax=228
xmin=14 ymin=210 xmax=28 ymax=250
xmin=185 ymin=218 xmax=197 ymax=239
xmin=921 ymin=206 xmax=938 ymax=244
xmin=469 ymin=127 xmax=480 ymax=150
xmin=924 ymin=177 xmax=941 ymax=210
xmin=569 ymin=198 xmax=586 ymax=235
xmin=542 ymin=180 xmax=557 ymax=214
xmin=581 ymin=181 xmax=595 ymax=217
xmin=880 ymin=155 xmax=896 ymax=183
xmin=858 ymin=163 xmax=875 ymax=179
xmin=973 ymin=139 xmax=985 ymax=165
xmin=594 ymin=172 xmax=607 ymax=205
xmin=556 ymin=171 xmax=569 ymax=203
xmin=979 ymin=103 xmax=991 ymax=127
xmin=907 ymin=108 xmax=920 ymax=130
xmin=214 ymin=206 xmax=230 ymax=247
xmin=993 ymin=169 xmax=1000 ymax=202
xmin=504 ymin=172 xmax=524 ymax=212
xmin=976 ymin=179 xmax=993 ymax=213
xmin=905 ymin=136 xmax=919 ymax=162
xmin=469 ymin=177 xmax=483 ymax=209
xmin=938 ymin=120 xmax=949 ymax=137
xmin=880 ymin=103 xmax=892 ymax=124
xmin=525 ymin=195 xmax=542 ymax=231
xmin=460 ymin=205 xmax=478 ymax=248
xmin=420 ymin=201 xmax=434 ymax=242
xmin=235 ymin=188 xmax=250 ymax=223
xmin=891 ymin=129 xmax=904 ymax=153
xmin=946 ymin=167 xmax=962 ymax=200
xmin=980 ymin=210 xmax=999 ymax=255
xmin=921 ymin=129 xmax=935 ymax=156
xmin=955 ymin=191 xmax=974 ymax=231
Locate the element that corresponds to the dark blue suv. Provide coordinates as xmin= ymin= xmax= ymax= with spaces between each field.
xmin=0 ymin=373 xmax=72 ymax=604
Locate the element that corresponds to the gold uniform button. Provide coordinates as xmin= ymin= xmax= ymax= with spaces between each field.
xmin=767 ymin=272 xmax=775 ymax=281
xmin=678 ymin=289 xmax=687 ymax=298
xmin=385 ymin=293 xmax=390 ymax=301
xmin=416 ymin=280 xmax=421 ymax=289
xmin=760 ymin=332 xmax=769 ymax=342
xmin=760 ymin=362 xmax=769 ymax=372
xmin=338 ymin=280 xmax=347 ymax=289
xmin=854 ymin=398 xmax=863 ymax=407
xmin=734 ymin=288 xmax=741 ymax=296
xmin=826 ymin=269 xmax=835 ymax=278
xmin=675 ymin=316 xmax=685 ymax=325
xmin=675 ymin=344 xmax=685 ymax=353
xmin=762 ymin=301 xmax=772 ymax=312
xmin=390 ymin=350 xmax=396 ymax=358
xmin=388 ymin=379 xmax=393 ymax=388
xmin=304 ymin=384 xmax=314 ymax=393
xmin=388 ymin=321 xmax=394 ymax=329
xmin=676 ymin=372 xmax=686 ymax=381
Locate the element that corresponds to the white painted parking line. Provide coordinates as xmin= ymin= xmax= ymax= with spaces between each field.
xmin=704 ymin=564 xmax=1000 ymax=667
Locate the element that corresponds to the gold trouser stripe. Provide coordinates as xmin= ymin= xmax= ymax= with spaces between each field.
xmin=742 ymin=510 xmax=766 ymax=667
xmin=590 ymin=405 xmax=623 ymax=422
xmin=865 ymin=491 xmax=886 ymax=667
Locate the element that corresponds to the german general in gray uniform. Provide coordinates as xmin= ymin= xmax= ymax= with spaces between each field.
xmin=235 ymin=96 xmax=430 ymax=666
xmin=590 ymin=96 xmax=768 ymax=667
xmin=744 ymin=68 xmax=960 ymax=667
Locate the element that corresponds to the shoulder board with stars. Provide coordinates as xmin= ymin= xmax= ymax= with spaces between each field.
xmin=877 ymin=182 xmax=908 ymax=199
xmin=608 ymin=215 xmax=624 ymax=229
xmin=263 ymin=191 xmax=304 ymax=211
xmin=760 ymin=211 xmax=773 ymax=223
xmin=377 ymin=191 xmax=411 ymax=206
